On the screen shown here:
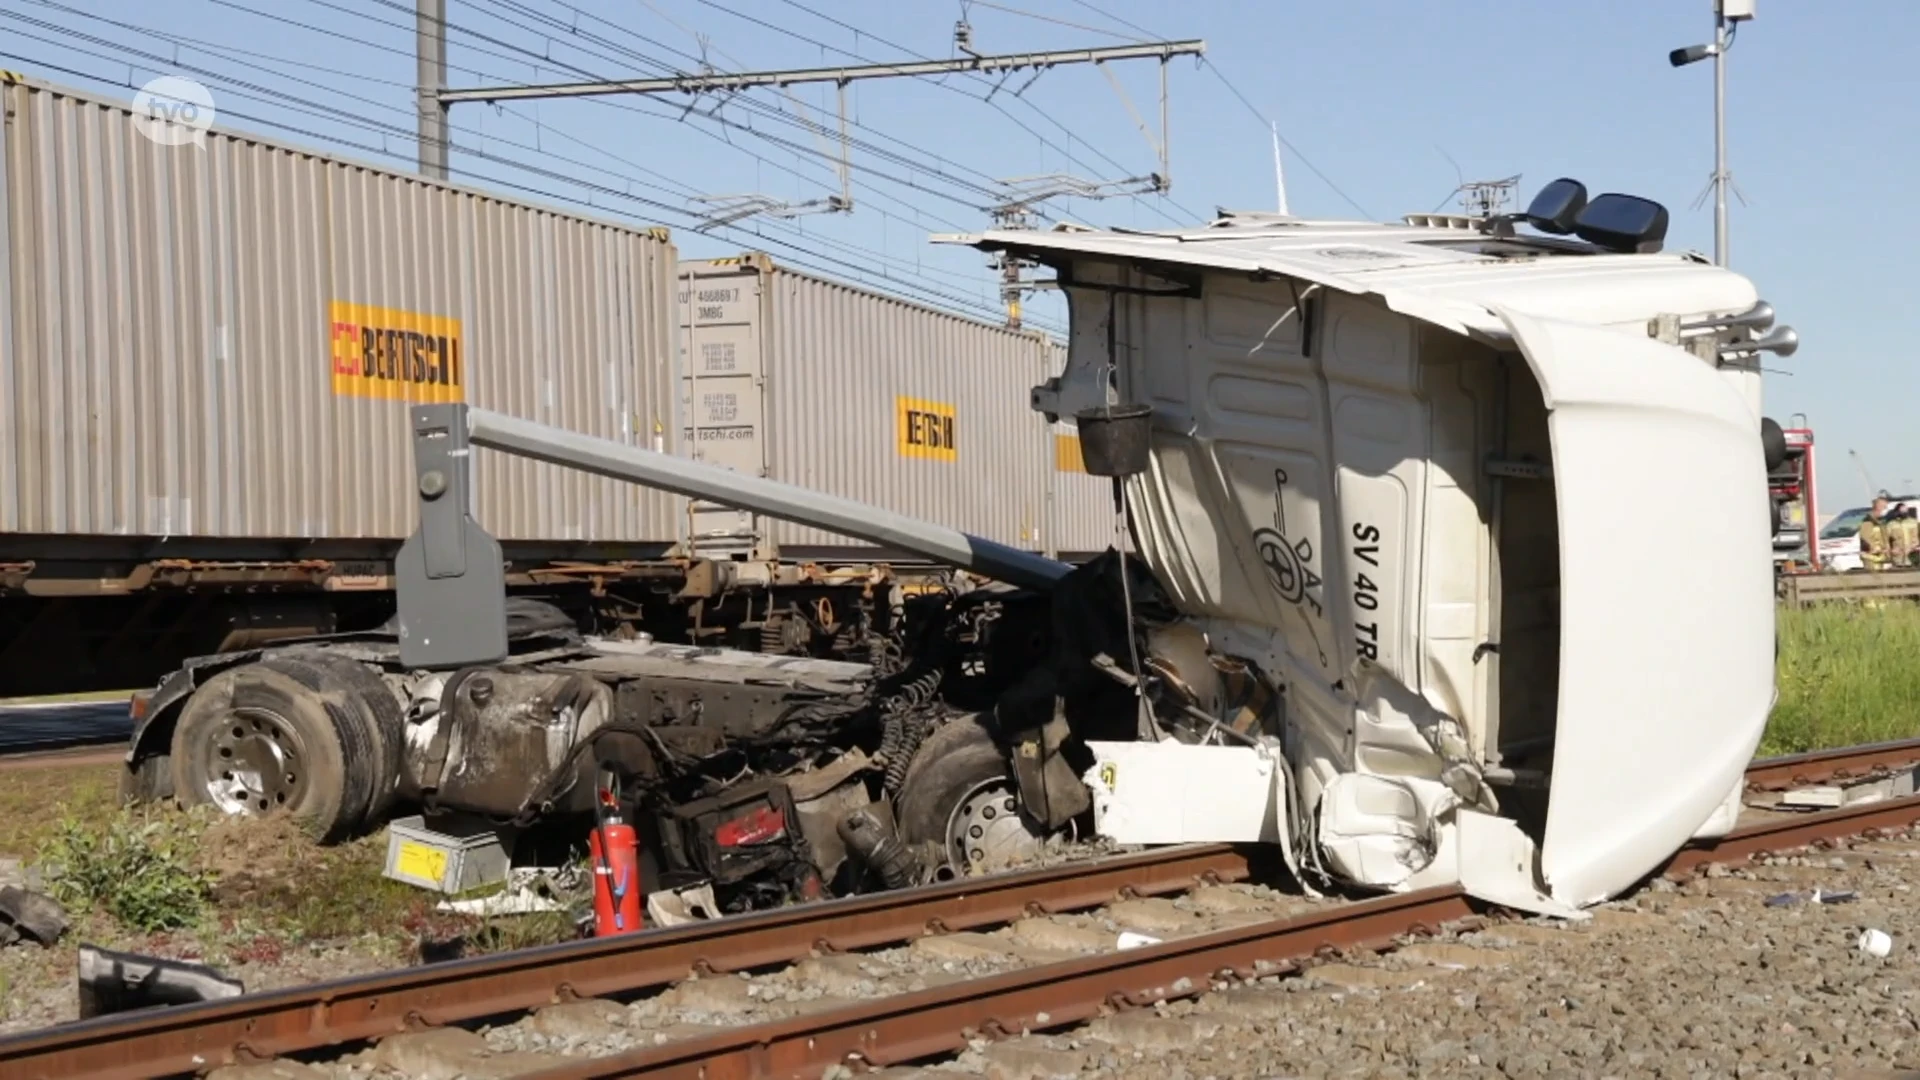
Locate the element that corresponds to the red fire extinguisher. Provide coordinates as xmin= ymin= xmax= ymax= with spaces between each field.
xmin=589 ymin=781 xmax=643 ymax=937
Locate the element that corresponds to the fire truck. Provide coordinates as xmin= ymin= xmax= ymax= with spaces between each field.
xmin=1765 ymin=415 xmax=1817 ymax=572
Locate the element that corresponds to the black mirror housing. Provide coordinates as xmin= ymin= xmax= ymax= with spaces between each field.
xmin=1523 ymin=178 xmax=1588 ymax=235
xmin=1572 ymin=193 xmax=1670 ymax=253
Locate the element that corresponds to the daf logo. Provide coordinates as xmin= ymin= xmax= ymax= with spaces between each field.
xmin=1313 ymin=246 xmax=1397 ymax=261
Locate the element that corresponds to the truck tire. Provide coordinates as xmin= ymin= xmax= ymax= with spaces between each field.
xmin=168 ymin=657 xmax=381 ymax=843
xmin=893 ymin=714 xmax=1016 ymax=860
xmin=275 ymin=651 xmax=408 ymax=821
xmin=377 ymin=596 xmax=579 ymax=642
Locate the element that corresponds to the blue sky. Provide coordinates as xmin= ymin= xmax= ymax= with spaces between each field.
xmin=5 ymin=0 xmax=1910 ymax=512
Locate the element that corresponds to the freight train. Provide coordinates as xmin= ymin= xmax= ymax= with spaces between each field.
xmin=0 ymin=74 xmax=1111 ymax=697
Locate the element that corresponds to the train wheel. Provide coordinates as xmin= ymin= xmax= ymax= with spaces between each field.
xmin=168 ymin=657 xmax=381 ymax=843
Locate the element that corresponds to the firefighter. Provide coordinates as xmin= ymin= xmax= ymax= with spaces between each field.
xmin=1887 ymin=504 xmax=1914 ymax=569
xmin=1859 ymin=496 xmax=1892 ymax=571
xmin=1900 ymin=506 xmax=1920 ymax=568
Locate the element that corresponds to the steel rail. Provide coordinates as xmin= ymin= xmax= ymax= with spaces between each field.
xmin=8 ymin=738 xmax=1920 ymax=1080
xmin=513 ymin=789 xmax=1920 ymax=1080
xmin=1662 ymin=787 xmax=1920 ymax=876
xmin=1743 ymin=736 xmax=1920 ymax=790
xmin=0 ymin=745 xmax=123 ymax=772
xmin=0 ymin=845 xmax=1249 ymax=1080
xmin=512 ymin=887 xmax=1481 ymax=1080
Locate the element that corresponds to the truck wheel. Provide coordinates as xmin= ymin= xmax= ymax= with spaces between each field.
xmin=274 ymin=651 xmax=407 ymax=821
xmin=168 ymin=657 xmax=381 ymax=843
xmin=894 ymin=715 xmax=1055 ymax=876
xmin=118 ymin=753 xmax=173 ymax=806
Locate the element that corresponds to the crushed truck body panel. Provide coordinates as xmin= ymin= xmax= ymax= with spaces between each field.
xmin=1496 ymin=307 xmax=1773 ymax=905
xmin=942 ymin=202 xmax=1783 ymax=911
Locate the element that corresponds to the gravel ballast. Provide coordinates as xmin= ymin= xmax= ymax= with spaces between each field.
xmin=198 ymin=826 xmax=1920 ymax=1079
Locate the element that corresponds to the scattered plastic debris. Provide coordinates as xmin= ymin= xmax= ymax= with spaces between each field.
xmin=1116 ymin=931 xmax=1163 ymax=950
xmin=1858 ymin=929 xmax=1894 ymax=958
xmin=647 ymin=881 xmax=721 ymax=927
xmin=77 ymin=946 xmax=245 ymax=1019
xmin=0 ymin=885 xmax=68 ymax=947
xmin=434 ymin=867 xmax=583 ymax=917
xmin=1763 ymin=888 xmax=1858 ymax=907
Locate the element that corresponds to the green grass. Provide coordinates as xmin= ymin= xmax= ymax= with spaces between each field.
xmin=0 ymin=764 xmax=119 ymax=856
xmin=0 ymin=766 xmax=578 ymax=971
xmin=1764 ymin=601 xmax=1920 ymax=756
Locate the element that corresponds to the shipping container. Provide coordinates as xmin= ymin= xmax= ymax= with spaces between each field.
xmin=0 ymin=73 xmax=1115 ymax=697
xmin=1046 ymin=339 xmax=1118 ymax=557
xmin=677 ymin=255 xmax=1112 ymax=560
xmin=0 ymin=75 xmax=681 ymax=551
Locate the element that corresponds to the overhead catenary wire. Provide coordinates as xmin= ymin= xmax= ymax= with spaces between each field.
xmin=1060 ymin=0 xmax=1160 ymax=41
xmin=475 ymin=0 xmax=1013 ymax=196
xmin=6 ymin=0 xmax=1054 ymax=327
xmin=190 ymin=0 xmax=991 ymax=219
xmin=1058 ymin=0 xmax=1374 ymax=221
xmin=335 ymin=0 xmax=1119 ymax=316
xmin=960 ymin=0 xmax=1152 ymax=43
xmin=0 ymin=32 xmax=1058 ymax=333
xmin=715 ymin=0 xmax=1205 ymax=225
xmin=382 ymin=0 xmax=1013 ymax=212
xmin=763 ymin=0 xmax=1185 ymax=202
xmin=182 ymin=0 xmax=988 ymax=245
xmin=1200 ymin=58 xmax=1372 ymax=220
xmin=387 ymin=0 xmax=1018 ymax=210
xmin=3 ymin=0 xmax=1093 ymax=329
xmin=359 ymin=0 xmax=1064 ymax=312
xmin=197 ymin=0 xmax=1014 ymax=233
xmin=14 ymin=49 xmax=1058 ymax=336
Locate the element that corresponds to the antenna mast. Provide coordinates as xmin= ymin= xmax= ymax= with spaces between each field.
xmin=1454 ymin=175 xmax=1521 ymax=218
xmin=1272 ymin=122 xmax=1289 ymax=214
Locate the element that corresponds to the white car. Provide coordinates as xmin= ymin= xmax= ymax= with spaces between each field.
xmin=1819 ymin=499 xmax=1920 ymax=571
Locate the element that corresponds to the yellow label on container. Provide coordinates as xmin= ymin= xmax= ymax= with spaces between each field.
xmin=395 ymin=840 xmax=449 ymax=885
xmin=1054 ymin=433 xmax=1088 ymax=474
xmin=329 ymin=301 xmax=464 ymax=403
xmin=895 ymin=396 xmax=957 ymax=462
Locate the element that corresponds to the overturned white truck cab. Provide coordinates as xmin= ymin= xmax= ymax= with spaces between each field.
xmin=939 ymin=179 xmax=1797 ymax=914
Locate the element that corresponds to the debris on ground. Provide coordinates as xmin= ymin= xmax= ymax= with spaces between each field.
xmin=647 ymin=882 xmax=721 ymax=927
xmin=76 ymin=945 xmax=245 ymax=1019
xmin=0 ymin=886 xmax=68 ymax=947
xmin=0 ymin=769 xmax=580 ymax=1034
xmin=1763 ymin=887 xmax=1858 ymax=906
xmin=434 ymin=868 xmax=585 ymax=918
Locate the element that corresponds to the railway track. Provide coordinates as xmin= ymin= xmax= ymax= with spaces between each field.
xmin=0 ymin=698 xmax=134 ymax=770
xmin=0 ymin=744 xmax=123 ymax=773
xmin=6 ymin=740 xmax=1920 ymax=1080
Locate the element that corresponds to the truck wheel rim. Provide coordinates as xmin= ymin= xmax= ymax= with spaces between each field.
xmin=944 ymin=778 xmax=1065 ymax=874
xmin=203 ymin=706 xmax=307 ymax=815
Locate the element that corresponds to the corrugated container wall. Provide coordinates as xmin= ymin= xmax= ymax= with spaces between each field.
xmin=0 ymin=77 xmax=680 ymax=547
xmin=1046 ymin=339 xmax=1116 ymax=557
xmin=678 ymin=255 xmax=1112 ymax=559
